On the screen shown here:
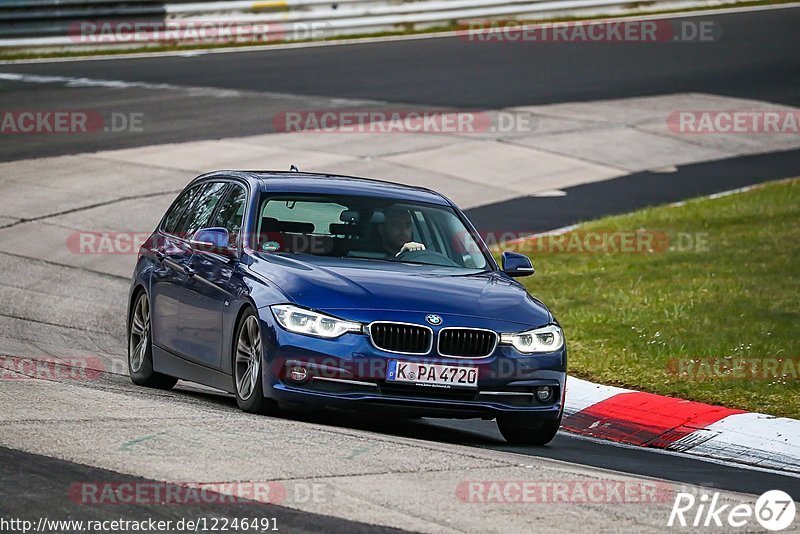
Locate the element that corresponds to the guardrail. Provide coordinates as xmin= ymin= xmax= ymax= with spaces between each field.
xmin=0 ymin=0 xmax=734 ymax=49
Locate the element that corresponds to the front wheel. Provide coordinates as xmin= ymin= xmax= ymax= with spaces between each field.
xmin=233 ymin=309 xmax=277 ymax=414
xmin=497 ymin=415 xmax=561 ymax=446
xmin=128 ymin=291 xmax=178 ymax=390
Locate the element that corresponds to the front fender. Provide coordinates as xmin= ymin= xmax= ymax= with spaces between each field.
xmin=128 ymin=255 xmax=156 ymax=335
xmin=219 ymin=262 xmax=293 ymax=376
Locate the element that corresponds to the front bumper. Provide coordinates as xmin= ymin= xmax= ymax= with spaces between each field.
xmin=259 ymin=313 xmax=567 ymax=419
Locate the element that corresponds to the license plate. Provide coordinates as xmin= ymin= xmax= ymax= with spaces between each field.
xmin=386 ymin=360 xmax=478 ymax=389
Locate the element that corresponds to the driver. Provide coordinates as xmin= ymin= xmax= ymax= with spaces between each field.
xmin=379 ymin=207 xmax=426 ymax=257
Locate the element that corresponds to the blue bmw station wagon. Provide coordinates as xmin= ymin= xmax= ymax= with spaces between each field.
xmin=128 ymin=170 xmax=567 ymax=445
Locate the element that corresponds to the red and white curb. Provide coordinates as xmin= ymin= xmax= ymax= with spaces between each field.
xmin=563 ymin=378 xmax=800 ymax=475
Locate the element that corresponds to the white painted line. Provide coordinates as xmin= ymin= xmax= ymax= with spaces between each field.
xmin=0 ymin=71 xmax=388 ymax=106
xmin=649 ymin=165 xmax=679 ymax=173
xmin=0 ymin=72 xmax=243 ymax=98
xmin=532 ymin=189 xmax=568 ymax=197
xmin=669 ymin=177 xmax=798 ymax=207
xmin=706 ymin=184 xmax=761 ymax=199
xmin=496 ymin=177 xmax=798 ymax=249
xmin=2 ymin=2 xmax=798 ymax=65
xmin=494 ymin=223 xmax=578 ymax=249
xmin=669 ymin=183 xmax=760 ymax=206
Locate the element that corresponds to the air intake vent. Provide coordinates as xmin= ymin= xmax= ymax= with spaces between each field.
xmin=369 ymin=322 xmax=432 ymax=354
xmin=438 ymin=328 xmax=497 ymax=358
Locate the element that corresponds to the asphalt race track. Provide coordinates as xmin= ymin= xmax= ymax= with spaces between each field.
xmin=465 ymin=148 xmax=800 ymax=233
xmin=1 ymin=5 xmax=799 ymax=532
xmin=2 ymin=370 xmax=799 ymax=526
xmin=0 ymin=446 xmax=402 ymax=533
xmin=1 ymin=7 xmax=799 ymax=161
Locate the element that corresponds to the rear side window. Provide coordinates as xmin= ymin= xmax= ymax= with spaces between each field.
xmin=177 ymin=182 xmax=228 ymax=238
xmin=212 ymin=185 xmax=247 ymax=247
xmin=162 ymin=185 xmax=201 ymax=235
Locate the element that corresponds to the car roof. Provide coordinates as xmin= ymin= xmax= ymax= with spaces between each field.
xmin=197 ymin=170 xmax=452 ymax=206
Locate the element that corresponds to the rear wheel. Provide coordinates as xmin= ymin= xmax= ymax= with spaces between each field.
xmin=128 ymin=291 xmax=178 ymax=390
xmin=234 ymin=310 xmax=277 ymax=414
xmin=497 ymin=415 xmax=561 ymax=446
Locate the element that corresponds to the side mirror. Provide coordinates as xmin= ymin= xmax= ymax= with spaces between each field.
xmin=501 ymin=250 xmax=534 ymax=277
xmin=190 ymin=227 xmax=236 ymax=258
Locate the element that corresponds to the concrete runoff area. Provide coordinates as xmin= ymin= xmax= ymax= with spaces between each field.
xmin=1 ymin=93 xmax=799 ymax=531
xmin=0 ymin=363 xmax=774 ymax=532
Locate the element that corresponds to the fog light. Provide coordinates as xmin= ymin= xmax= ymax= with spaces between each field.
xmin=535 ymin=386 xmax=553 ymax=402
xmin=288 ymin=366 xmax=308 ymax=383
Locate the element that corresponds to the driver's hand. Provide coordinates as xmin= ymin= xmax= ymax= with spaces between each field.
xmin=396 ymin=242 xmax=426 ymax=256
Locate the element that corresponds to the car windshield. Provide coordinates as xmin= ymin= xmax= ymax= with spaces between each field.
xmin=255 ymin=193 xmax=491 ymax=271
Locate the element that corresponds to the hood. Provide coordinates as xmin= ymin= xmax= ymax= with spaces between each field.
xmin=249 ymin=253 xmax=552 ymax=327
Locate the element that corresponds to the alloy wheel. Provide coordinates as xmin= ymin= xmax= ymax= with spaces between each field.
xmin=235 ymin=315 xmax=262 ymax=401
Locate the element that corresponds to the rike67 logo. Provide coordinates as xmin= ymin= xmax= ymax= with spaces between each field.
xmin=668 ymin=490 xmax=796 ymax=530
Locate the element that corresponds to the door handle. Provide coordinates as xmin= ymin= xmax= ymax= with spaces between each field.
xmin=153 ymin=249 xmax=165 ymax=261
xmin=184 ymin=266 xmax=196 ymax=278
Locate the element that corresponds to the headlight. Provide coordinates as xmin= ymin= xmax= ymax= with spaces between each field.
xmin=500 ymin=324 xmax=564 ymax=353
xmin=271 ymin=304 xmax=362 ymax=338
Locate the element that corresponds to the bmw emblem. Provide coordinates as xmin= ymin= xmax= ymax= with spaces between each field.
xmin=425 ymin=314 xmax=442 ymax=326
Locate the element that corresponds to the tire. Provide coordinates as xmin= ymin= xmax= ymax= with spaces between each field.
xmin=233 ymin=308 xmax=278 ymax=414
xmin=497 ymin=415 xmax=562 ymax=446
xmin=128 ymin=291 xmax=178 ymax=390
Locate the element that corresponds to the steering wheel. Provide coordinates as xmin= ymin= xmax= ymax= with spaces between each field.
xmin=395 ymin=249 xmax=459 ymax=267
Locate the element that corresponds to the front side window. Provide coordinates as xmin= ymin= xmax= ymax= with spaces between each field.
xmin=162 ymin=185 xmax=201 ymax=235
xmin=256 ymin=194 xmax=490 ymax=271
xmin=212 ymin=184 xmax=247 ymax=247
xmin=178 ymin=182 xmax=228 ymax=239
